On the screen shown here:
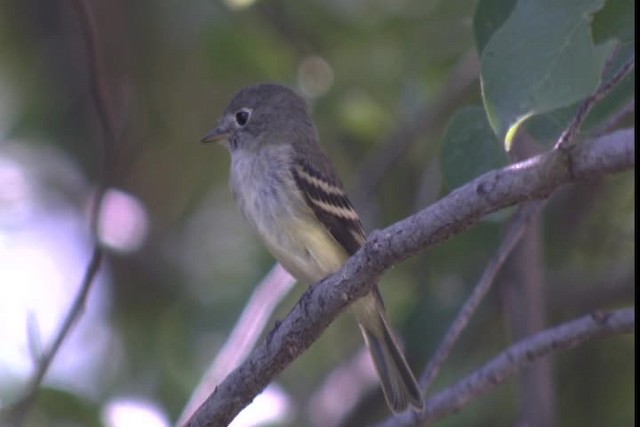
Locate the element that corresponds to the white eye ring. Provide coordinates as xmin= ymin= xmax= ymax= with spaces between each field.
xmin=234 ymin=108 xmax=252 ymax=127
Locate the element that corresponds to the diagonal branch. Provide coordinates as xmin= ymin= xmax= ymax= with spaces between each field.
xmin=184 ymin=128 xmax=634 ymax=427
xmin=555 ymin=54 xmax=635 ymax=150
xmin=373 ymin=308 xmax=635 ymax=427
xmin=176 ymin=264 xmax=296 ymax=426
xmin=419 ymin=200 xmax=543 ymax=395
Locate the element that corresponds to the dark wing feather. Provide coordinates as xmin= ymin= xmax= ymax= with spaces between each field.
xmin=291 ymin=158 xmax=365 ymax=256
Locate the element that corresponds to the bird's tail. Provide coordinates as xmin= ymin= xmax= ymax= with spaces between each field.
xmin=352 ymin=291 xmax=423 ymax=413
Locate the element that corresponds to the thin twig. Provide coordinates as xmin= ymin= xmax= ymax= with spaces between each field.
xmin=592 ymin=99 xmax=635 ymax=138
xmin=24 ymin=247 xmax=103 ymax=390
xmin=1 ymin=1 xmax=116 ymax=424
xmin=555 ymin=54 xmax=635 ymax=150
xmin=419 ymin=201 xmax=543 ymax=394
xmin=373 ymin=308 xmax=634 ymax=427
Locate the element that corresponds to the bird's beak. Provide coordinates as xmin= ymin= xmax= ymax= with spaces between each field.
xmin=201 ymin=116 xmax=233 ymax=144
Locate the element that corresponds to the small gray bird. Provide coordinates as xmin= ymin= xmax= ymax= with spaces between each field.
xmin=202 ymin=83 xmax=422 ymax=413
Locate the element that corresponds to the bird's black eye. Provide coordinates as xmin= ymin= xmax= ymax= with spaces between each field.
xmin=235 ymin=108 xmax=251 ymax=127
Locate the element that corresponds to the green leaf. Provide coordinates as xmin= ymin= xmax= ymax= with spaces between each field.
xmin=478 ymin=0 xmax=615 ymax=149
xmin=526 ymin=43 xmax=635 ymax=144
xmin=526 ymin=71 xmax=634 ymax=144
xmin=441 ymin=106 xmax=507 ymax=190
xmin=473 ymin=0 xmax=517 ymax=55
xmin=524 ymin=103 xmax=578 ymax=142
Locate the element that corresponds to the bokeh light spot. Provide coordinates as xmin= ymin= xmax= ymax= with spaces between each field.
xmin=297 ymin=56 xmax=334 ymax=99
xmin=102 ymin=397 xmax=170 ymax=427
xmin=229 ymin=384 xmax=292 ymax=427
xmin=97 ymin=189 xmax=149 ymax=254
xmin=223 ymin=0 xmax=256 ymax=10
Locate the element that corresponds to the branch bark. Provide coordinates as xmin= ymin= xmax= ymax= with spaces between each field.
xmin=184 ymin=129 xmax=634 ymax=427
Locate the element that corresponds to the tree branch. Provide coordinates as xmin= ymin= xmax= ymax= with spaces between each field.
xmin=176 ymin=264 xmax=296 ymax=426
xmin=184 ymin=128 xmax=634 ymax=427
xmin=555 ymin=54 xmax=635 ymax=150
xmin=373 ymin=308 xmax=634 ymax=427
xmin=420 ymin=201 xmax=543 ymax=394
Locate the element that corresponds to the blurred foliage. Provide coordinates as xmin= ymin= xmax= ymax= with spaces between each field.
xmin=0 ymin=0 xmax=633 ymax=426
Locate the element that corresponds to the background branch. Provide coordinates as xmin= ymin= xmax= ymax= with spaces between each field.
xmin=176 ymin=264 xmax=295 ymax=426
xmin=420 ymin=201 xmax=543 ymax=395
xmin=556 ymin=54 xmax=635 ymax=150
xmin=1 ymin=1 xmax=116 ymax=424
xmin=501 ymin=210 xmax=555 ymax=426
xmin=185 ymin=128 xmax=634 ymax=427
xmin=373 ymin=308 xmax=635 ymax=427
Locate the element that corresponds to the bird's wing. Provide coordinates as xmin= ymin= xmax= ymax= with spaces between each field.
xmin=291 ymin=158 xmax=366 ymax=256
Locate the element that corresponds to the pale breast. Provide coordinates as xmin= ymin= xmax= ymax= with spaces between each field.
xmin=230 ymin=146 xmax=348 ymax=283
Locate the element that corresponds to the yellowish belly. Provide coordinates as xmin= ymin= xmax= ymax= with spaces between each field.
xmin=262 ymin=215 xmax=349 ymax=284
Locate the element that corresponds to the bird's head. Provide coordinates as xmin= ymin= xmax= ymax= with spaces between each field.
xmin=201 ymin=83 xmax=317 ymax=153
